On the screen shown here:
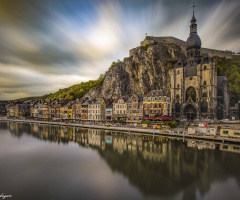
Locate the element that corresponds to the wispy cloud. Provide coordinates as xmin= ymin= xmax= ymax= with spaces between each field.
xmin=0 ymin=0 xmax=239 ymax=100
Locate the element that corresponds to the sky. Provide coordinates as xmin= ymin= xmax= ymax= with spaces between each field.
xmin=0 ymin=0 xmax=240 ymax=100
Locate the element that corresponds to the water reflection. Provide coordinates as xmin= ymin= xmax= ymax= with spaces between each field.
xmin=1 ymin=122 xmax=240 ymax=200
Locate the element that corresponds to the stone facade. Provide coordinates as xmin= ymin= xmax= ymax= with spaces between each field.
xmin=126 ymin=94 xmax=143 ymax=124
xmin=170 ymin=13 xmax=230 ymax=121
xmin=88 ymin=99 xmax=106 ymax=121
xmin=143 ymin=90 xmax=170 ymax=117
xmin=112 ymin=97 xmax=127 ymax=121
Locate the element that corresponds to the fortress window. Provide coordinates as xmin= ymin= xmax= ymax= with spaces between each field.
xmin=203 ymin=81 xmax=206 ymax=85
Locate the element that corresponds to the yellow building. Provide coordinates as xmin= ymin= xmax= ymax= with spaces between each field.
xmin=15 ymin=105 xmax=19 ymax=117
xmin=220 ymin=127 xmax=240 ymax=139
xmin=143 ymin=90 xmax=171 ymax=117
xmin=33 ymin=107 xmax=38 ymax=118
xmin=42 ymin=104 xmax=49 ymax=120
xmin=68 ymin=109 xmax=72 ymax=120
xmin=60 ymin=106 xmax=68 ymax=120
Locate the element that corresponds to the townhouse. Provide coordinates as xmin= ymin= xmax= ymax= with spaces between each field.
xmin=126 ymin=95 xmax=144 ymax=124
xmin=88 ymin=99 xmax=106 ymax=122
xmin=81 ymin=98 xmax=90 ymax=121
xmin=143 ymin=90 xmax=171 ymax=121
xmin=15 ymin=104 xmax=30 ymax=118
xmin=112 ymin=97 xmax=127 ymax=122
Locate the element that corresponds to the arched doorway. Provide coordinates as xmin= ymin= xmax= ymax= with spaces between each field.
xmin=184 ymin=104 xmax=197 ymax=120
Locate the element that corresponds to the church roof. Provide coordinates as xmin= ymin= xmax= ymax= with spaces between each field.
xmin=186 ymin=33 xmax=201 ymax=50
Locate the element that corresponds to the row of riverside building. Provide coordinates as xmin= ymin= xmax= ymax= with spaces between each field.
xmin=4 ymin=90 xmax=171 ymax=124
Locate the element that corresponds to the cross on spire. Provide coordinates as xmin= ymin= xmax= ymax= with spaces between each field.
xmin=192 ymin=2 xmax=196 ymax=14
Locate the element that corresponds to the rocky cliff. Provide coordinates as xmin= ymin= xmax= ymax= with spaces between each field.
xmin=84 ymin=42 xmax=186 ymax=99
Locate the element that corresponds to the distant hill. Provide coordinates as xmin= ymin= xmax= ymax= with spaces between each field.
xmin=37 ymin=75 xmax=105 ymax=101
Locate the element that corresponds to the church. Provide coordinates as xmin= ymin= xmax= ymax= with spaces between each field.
xmin=170 ymin=10 xmax=230 ymax=121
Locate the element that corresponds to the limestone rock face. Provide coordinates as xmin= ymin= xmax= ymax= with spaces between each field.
xmin=84 ymin=42 xmax=186 ymax=99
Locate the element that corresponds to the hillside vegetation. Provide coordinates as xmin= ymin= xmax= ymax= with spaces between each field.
xmin=38 ymin=74 xmax=105 ymax=100
xmin=216 ymin=56 xmax=240 ymax=106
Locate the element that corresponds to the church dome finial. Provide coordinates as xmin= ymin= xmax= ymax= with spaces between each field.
xmin=186 ymin=2 xmax=201 ymax=51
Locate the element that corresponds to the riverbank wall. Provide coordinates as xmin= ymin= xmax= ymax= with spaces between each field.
xmin=1 ymin=118 xmax=240 ymax=144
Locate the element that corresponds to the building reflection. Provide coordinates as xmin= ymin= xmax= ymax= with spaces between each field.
xmin=1 ymin=121 xmax=240 ymax=200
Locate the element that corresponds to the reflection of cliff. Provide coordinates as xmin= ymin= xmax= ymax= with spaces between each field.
xmin=1 ymin=122 xmax=240 ymax=199
xmin=97 ymin=139 xmax=240 ymax=199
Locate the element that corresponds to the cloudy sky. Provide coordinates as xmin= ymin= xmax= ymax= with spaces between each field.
xmin=0 ymin=0 xmax=240 ymax=100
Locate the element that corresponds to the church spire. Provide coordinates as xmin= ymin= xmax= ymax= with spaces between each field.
xmin=186 ymin=2 xmax=202 ymax=63
xmin=190 ymin=2 xmax=197 ymax=34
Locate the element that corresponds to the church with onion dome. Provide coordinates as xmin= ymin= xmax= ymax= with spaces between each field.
xmin=169 ymin=8 xmax=230 ymax=121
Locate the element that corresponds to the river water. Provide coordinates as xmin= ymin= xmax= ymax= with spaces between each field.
xmin=0 ymin=121 xmax=240 ymax=200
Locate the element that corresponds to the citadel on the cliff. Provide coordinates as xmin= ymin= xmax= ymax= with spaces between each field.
xmin=129 ymin=9 xmax=230 ymax=121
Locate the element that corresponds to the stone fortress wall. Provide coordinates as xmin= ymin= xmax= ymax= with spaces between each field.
xmin=129 ymin=36 xmax=233 ymax=59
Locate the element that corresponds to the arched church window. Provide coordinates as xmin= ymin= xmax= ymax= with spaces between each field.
xmin=186 ymin=87 xmax=196 ymax=102
xmin=177 ymin=84 xmax=180 ymax=89
xmin=203 ymin=81 xmax=206 ymax=85
xmin=195 ymin=50 xmax=199 ymax=55
xmin=190 ymin=51 xmax=193 ymax=57
xmin=201 ymin=100 xmax=208 ymax=113
xmin=202 ymin=92 xmax=207 ymax=97
xmin=175 ymin=103 xmax=181 ymax=113
xmin=176 ymin=94 xmax=180 ymax=99
xmin=177 ymin=70 xmax=180 ymax=74
xmin=204 ymin=65 xmax=207 ymax=70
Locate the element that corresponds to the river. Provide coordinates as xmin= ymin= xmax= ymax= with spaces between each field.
xmin=0 ymin=121 xmax=240 ymax=200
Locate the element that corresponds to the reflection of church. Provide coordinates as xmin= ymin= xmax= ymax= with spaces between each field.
xmin=170 ymin=10 xmax=230 ymax=121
